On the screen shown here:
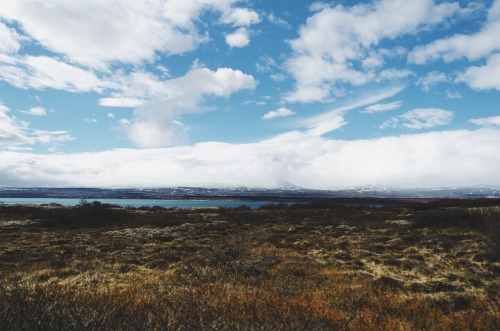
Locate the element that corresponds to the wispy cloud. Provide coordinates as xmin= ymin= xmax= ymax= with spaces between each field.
xmin=0 ymin=21 xmax=21 ymax=54
xmin=469 ymin=115 xmax=500 ymax=126
xmin=302 ymin=86 xmax=405 ymax=135
xmin=446 ymin=90 xmax=462 ymax=99
xmin=32 ymin=130 xmax=74 ymax=144
xmin=263 ymin=107 xmax=295 ymax=120
xmin=0 ymin=103 xmax=73 ymax=147
xmin=267 ymin=13 xmax=291 ymax=28
xmin=99 ymin=98 xmax=144 ymax=108
xmin=381 ymin=108 xmax=454 ymax=130
xmin=362 ymin=101 xmax=402 ymax=114
xmin=0 ymin=104 xmax=32 ymax=145
xmin=416 ymin=71 xmax=448 ymax=92
xmin=0 ymin=55 xmax=108 ymax=93
xmin=21 ymin=107 xmax=47 ymax=116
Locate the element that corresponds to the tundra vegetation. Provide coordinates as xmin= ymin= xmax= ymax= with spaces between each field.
xmin=0 ymin=199 xmax=499 ymax=330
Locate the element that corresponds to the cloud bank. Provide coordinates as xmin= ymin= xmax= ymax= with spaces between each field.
xmin=0 ymin=129 xmax=499 ymax=189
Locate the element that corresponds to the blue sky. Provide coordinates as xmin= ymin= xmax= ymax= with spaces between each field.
xmin=0 ymin=0 xmax=499 ymax=189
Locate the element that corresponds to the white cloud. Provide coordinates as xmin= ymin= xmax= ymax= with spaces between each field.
xmin=1 ymin=129 xmax=499 ymax=189
xmin=381 ymin=108 xmax=453 ymax=130
xmin=304 ymin=86 xmax=405 ymax=135
xmin=243 ymin=100 xmax=267 ymax=107
xmin=1 ymin=1 xmax=192 ymax=68
xmin=362 ymin=53 xmax=384 ymax=69
xmin=0 ymin=55 xmax=108 ymax=93
xmin=0 ymin=0 xmax=259 ymax=69
xmin=166 ymin=66 xmax=257 ymax=98
xmin=446 ymin=90 xmax=462 ymax=99
xmin=469 ymin=115 xmax=500 ymax=126
xmin=456 ymin=53 xmax=500 ymax=91
xmin=362 ymin=101 xmax=402 ymax=114
xmin=107 ymin=113 xmax=116 ymax=119
xmin=0 ymin=56 xmax=257 ymax=147
xmin=408 ymin=2 xmax=500 ymax=92
xmin=255 ymin=56 xmax=277 ymax=73
xmin=376 ymin=69 xmax=413 ymax=82
xmin=256 ymin=56 xmax=287 ymax=82
xmin=270 ymin=74 xmax=287 ymax=82
xmin=221 ymin=7 xmax=260 ymax=26
xmin=32 ymin=130 xmax=74 ymax=144
xmin=0 ymin=104 xmax=32 ymax=145
xmin=161 ymin=0 xmax=259 ymax=28
xmin=416 ymin=71 xmax=448 ymax=92
xmin=267 ymin=13 xmax=290 ymax=28
xmin=5 ymin=62 xmax=255 ymax=148
xmin=306 ymin=109 xmax=348 ymax=136
xmin=99 ymin=98 xmax=144 ymax=108
xmin=116 ymin=71 xmax=169 ymax=100
xmin=285 ymin=0 xmax=463 ymax=102
xmin=122 ymin=100 xmax=189 ymax=148
xmin=0 ymin=2 xmax=262 ymax=149
xmin=309 ymin=2 xmax=330 ymax=12
xmin=0 ymin=21 xmax=21 ymax=54
xmin=155 ymin=65 xmax=171 ymax=78
xmin=409 ymin=0 xmax=500 ymax=64
xmin=115 ymin=65 xmax=257 ymax=101
xmin=225 ymin=28 xmax=250 ymax=48
xmin=21 ymin=107 xmax=47 ymax=116
xmin=0 ymin=102 xmax=74 ymax=148
xmin=121 ymin=66 xmax=257 ymax=147
xmin=263 ymin=107 xmax=295 ymax=120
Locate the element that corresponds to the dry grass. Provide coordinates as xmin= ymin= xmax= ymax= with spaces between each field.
xmin=0 ymin=199 xmax=499 ymax=330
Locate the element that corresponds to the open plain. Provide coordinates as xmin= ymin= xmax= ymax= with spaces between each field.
xmin=0 ymin=199 xmax=499 ymax=330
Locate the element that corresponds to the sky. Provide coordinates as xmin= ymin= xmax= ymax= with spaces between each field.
xmin=0 ymin=0 xmax=500 ymax=189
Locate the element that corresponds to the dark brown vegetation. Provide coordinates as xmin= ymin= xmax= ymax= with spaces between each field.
xmin=0 ymin=199 xmax=499 ymax=330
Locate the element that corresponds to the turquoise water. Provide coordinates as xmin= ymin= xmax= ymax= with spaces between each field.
xmin=0 ymin=198 xmax=275 ymax=209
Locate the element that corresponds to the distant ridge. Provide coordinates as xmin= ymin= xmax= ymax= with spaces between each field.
xmin=0 ymin=186 xmax=499 ymax=199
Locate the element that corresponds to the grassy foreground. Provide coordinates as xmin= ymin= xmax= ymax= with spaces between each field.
xmin=0 ymin=199 xmax=499 ymax=330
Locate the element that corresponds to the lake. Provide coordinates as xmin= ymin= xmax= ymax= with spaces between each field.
xmin=0 ymin=198 xmax=277 ymax=209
